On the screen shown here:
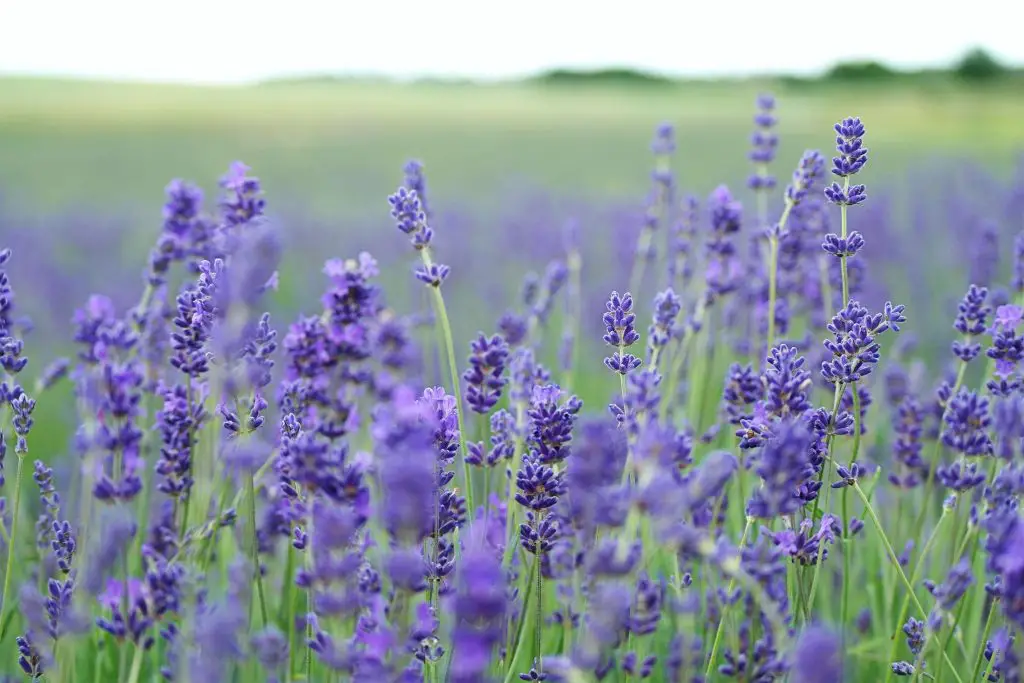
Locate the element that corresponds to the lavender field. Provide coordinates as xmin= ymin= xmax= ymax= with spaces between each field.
xmin=1 ymin=78 xmax=1024 ymax=682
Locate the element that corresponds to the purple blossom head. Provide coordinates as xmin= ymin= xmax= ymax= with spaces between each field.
xmin=148 ymin=179 xmax=205 ymax=286
xmin=219 ymin=161 xmax=265 ymax=228
xmin=785 ymin=150 xmax=826 ymax=206
xmin=388 ymin=186 xmax=432 ymax=250
xmin=647 ymin=288 xmax=681 ymax=358
xmin=791 ymin=626 xmax=843 ymax=683
xmin=603 ymin=291 xmax=641 ymax=375
xmin=373 ymin=388 xmax=437 ymax=545
xmin=651 ymin=122 xmax=676 ymax=157
xmin=830 ymin=117 xmax=868 ymax=177
xmin=402 ymin=159 xmax=430 ymax=217
xmin=747 ymin=419 xmax=815 ymax=518
xmin=449 ymin=531 xmax=507 ymax=683
xmin=709 ymin=185 xmax=742 ymax=237
xmin=824 ymin=117 xmax=868 ymax=206
xmin=763 ymin=344 xmax=812 ymax=419
xmin=995 ymin=304 xmax=1024 ymax=332
xmin=748 ymin=94 xmax=778 ymax=190
xmin=464 ymin=333 xmax=510 ymax=415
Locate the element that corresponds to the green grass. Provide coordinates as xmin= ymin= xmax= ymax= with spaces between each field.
xmin=2 ymin=76 xmax=1022 ymax=216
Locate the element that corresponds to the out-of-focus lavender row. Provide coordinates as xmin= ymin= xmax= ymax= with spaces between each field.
xmin=2 ymin=154 xmax=1024 ymax=374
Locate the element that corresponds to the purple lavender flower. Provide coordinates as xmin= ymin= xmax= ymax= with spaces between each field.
xmin=791 ymin=626 xmax=843 ymax=683
xmin=767 ymin=514 xmax=838 ymax=565
xmin=603 ymin=291 xmax=641 ymax=371
xmin=667 ymin=194 xmax=699 ymax=289
xmin=147 ymin=179 xmax=205 ymax=287
xmin=747 ymin=420 xmax=815 ymax=518
xmin=705 ymin=186 xmax=743 ymax=301
xmin=449 ymin=532 xmax=507 ymax=683
xmin=889 ymin=398 xmax=927 ymax=488
xmin=0 ymin=248 xmax=28 ymax=376
xmin=820 ymin=300 xmax=905 ymax=385
xmin=403 ymin=159 xmax=431 ymax=218
xmin=941 ymin=388 xmax=994 ymax=457
xmin=952 ymin=284 xmax=990 ymax=362
xmin=219 ymin=161 xmax=266 ymax=228
xmin=722 ymin=363 xmax=762 ymax=425
xmin=463 ymin=333 xmax=510 ymax=414
xmin=90 ymin=359 xmax=145 ymax=503
xmin=388 ymin=186 xmax=433 ymax=250
xmin=763 ymin=344 xmax=812 ymax=419
xmin=923 ymin=558 xmax=973 ymax=612
xmin=785 ymin=151 xmax=826 ymax=206
xmin=748 ymin=94 xmax=778 ymax=191
xmin=648 ymin=288 xmax=681 ymax=362
xmin=824 ymin=117 xmax=868 ymax=205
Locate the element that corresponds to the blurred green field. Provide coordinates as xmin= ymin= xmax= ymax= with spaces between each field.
xmin=2 ymin=76 xmax=1024 ymax=216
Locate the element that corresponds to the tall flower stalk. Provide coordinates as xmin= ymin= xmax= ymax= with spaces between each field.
xmin=389 ymin=177 xmax=473 ymax=513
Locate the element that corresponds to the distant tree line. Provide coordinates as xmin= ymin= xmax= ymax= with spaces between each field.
xmin=526 ymin=48 xmax=1017 ymax=88
xmin=822 ymin=48 xmax=1011 ymax=84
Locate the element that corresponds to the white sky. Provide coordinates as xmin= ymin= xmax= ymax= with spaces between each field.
xmin=1 ymin=0 xmax=1021 ymax=84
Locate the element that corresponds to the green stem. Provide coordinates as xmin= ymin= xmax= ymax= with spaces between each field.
xmin=501 ymin=402 xmax=528 ymax=571
xmin=421 ymin=249 xmax=473 ymax=514
xmin=125 ymin=645 xmax=145 ymax=683
xmin=907 ymin=360 xmax=968 ymax=561
xmin=852 ymin=482 xmax=964 ymax=683
xmin=841 ymin=485 xmax=851 ymax=643
xmin=246 ymin=473 xmax=269 ymax=629
xmin=704 ymin=518 xmax=754 ymax=678
xmin=765 ymin=201 xmax=793 ymax=357
xmin=805 ymin=384 xmax=844 ymax=618
xmin=305 ymin=509 xmax=316 ymax=683
xmin=503 ymin=556 xmax=540 ymax=683
xmin=561 ymin=247 xmax=582 ymax=393
xmin=972 ymin=599 xmax=998 ymax=683
xmin=282 ymin=533 xmax=298 ymax=683
xmin=841 ymin=385 xmax=864 ymax=640
xmin=766 ymin=235 xmax=780 ymax=358
xmin=0 ymin=452 xmax=26 ymax=619
xmin=884 ymin=505 xmax=952 ymax=683
xmin=659 ymin=297 xmax=706 ymax=423
xmin=116 ymin=534 xmax=134 ymax=683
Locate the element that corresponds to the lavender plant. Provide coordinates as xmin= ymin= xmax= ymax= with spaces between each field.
xmin=1 ymin=99 xmax=1023 ymax=683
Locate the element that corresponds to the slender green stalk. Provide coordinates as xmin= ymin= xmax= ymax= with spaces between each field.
xmin=840 ymin=386 xmax=865 ymax=640
xmin=282 ymin=528 xmax=298 ymax=683
xmin=304 ymin=510 xmax=316 ymax=683
xmin=852 ymin=481 xmax=964 ymax=683
xmin=561 ymin=247 xmax=582 ymax=393
xmin=804 ymin=384 xmax=843 ymax=618
xmin=0 ymin=450 xmax=26 ymax=619
xmin=420 ymin=249 xmax=473 ymax=513
xmin=704 ymin=518 xmax=754 ymax=678
xmin=972 ymin=599 xmax=999 ymax=683
xmin=841 ymin=482 xmax=851 ymax=642
xmin=884 ymin=505 xmax=952 ymax=683
xmin=503 ymin=556 xmax=540 ymax=683
xmin=908 ymin=361 xmax=968 ymax=556
xmin=502 ymin=401 xmax=528 ymax=570
xmin=124 ymin=644 xmax=145 ymax=683
xmin=118 ymin=547 xmax=132 ymax=683
xmin=659 ymin=297 xmax=707 ymax=423
xmin=534 ymin=515 xmax=545 ymax=675
xmin=765 ymin=202 xmax=793 ymax=356
xmin=245 ymin=473 xmax=269 ymax=629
